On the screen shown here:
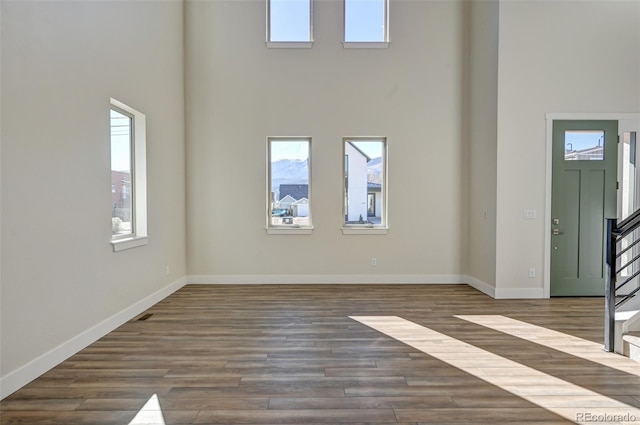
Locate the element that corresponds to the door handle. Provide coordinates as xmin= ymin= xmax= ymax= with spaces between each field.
xmin=552 ymin=228 xmax=564 ymax=235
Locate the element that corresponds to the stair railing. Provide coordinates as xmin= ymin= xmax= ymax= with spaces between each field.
xmin=605 ymin=208 xmax=640 ymax=352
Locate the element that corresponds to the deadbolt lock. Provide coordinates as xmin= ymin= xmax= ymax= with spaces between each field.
xmin=552 ymin=218 xmax=560 ymax=225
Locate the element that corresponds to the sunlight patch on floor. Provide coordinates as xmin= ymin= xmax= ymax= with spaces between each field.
xmin=128 ymin=394 xmax=166 ymax=425
xmin=455 ymin=315 xmax=640 ymax=376
xmin=351 ymin=316 xmax=640 ymax=425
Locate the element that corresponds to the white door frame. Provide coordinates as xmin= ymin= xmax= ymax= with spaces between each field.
xmin=544 ymin=113 xmax=640 ymax=298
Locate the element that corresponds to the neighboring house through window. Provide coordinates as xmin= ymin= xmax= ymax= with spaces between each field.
xmin=343 ymin=137 xmax=387 ymax=233
xmin=110 ymin=99 xmax=148 ymax=251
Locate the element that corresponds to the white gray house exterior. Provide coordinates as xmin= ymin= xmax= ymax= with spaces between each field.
xmin=345 ymin=142 xmax=369 ymax=222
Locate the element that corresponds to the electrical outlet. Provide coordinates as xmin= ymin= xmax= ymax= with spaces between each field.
xmin=165 ymin=265 xmax=170 ymax=276
xmin=528 ymin=268 xmax=536 ymax=278
xmin=371 ymin=257 xmax=377 ymax=266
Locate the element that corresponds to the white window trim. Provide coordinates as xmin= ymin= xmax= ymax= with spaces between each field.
xmin=266 ymin=137 xmax=314 ymax=235
xmin=341 ymin=227 xmax=388 ymax=235
xmin=342 ymin=41 xmax=389 ymax=49
xmin=266 ymin=227 xmax=314 ymax=235
xmin=266 ymin=41 xmax=313 ymax=49
xmin=266 ymin=0 xmax=314 ymax=47
xmin=110 ymin=98 xmax=148 ymax=252
xmin=341 ymin=136 xmax=388 ymax=235
xmin=342 ymin=0 xmax=389 ymax=47
xmin=112 ymin=236 xmax=149 ymax=252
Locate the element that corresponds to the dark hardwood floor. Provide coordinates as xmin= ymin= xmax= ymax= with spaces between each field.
xmin=2 ymin=284 xmax=640 ymax=424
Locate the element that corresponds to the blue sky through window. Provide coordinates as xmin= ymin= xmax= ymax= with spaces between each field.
xmin=565 ymin=130 xmax=605 ymax=152
xmin=269 ymin=0 xmax=311 ymax=42
xmin=268 ymin=0 xmax=387 ymax=43
xmin=345 ymin=0 xmax=386 ymax=42
xmin=110 ymin=109 xmax=132 ymax=172
xmin=271 ymin=140 xmax=309 ymax=161
xmin=351 ymin=140 xmax=383 ymax=159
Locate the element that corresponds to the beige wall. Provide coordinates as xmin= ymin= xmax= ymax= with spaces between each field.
xmin=495 ymin=0 xmax=640 ymax=296
xmin=185 ymin=0 xmax=467 ymax=279
xmin=1 ymin=0 xmax=186 ymax=394
xmin=466 ymin=0 xmax=499 ymax=292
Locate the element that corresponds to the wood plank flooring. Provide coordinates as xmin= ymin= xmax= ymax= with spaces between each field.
xmin=2 ymin=284 xmax=640 ymax=424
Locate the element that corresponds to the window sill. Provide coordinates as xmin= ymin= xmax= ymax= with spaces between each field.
xmin=111 ymin=236 xmax=149 ymax=252
xmin=342 ymin=41 xmax=389 ymax=49
xmin=266 ymin=41 xmax=313 ymax=49
xmin=266 ymin=226 xmax=313 ymax=235
xmin=341 ymin=227 xmax=388 ymax=235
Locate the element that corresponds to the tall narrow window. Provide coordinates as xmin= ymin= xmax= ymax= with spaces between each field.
xmin=343 ymin=137 xmax=387 ymax=233
xmin=110 ymin=99 xmax=148 ymax=251
xmin=110 ymin=108 xmax=133 ymax=238
xmin=268 ymin=138 xmax=312 ymax=233
xmin=267 ymin=0 xmax=313 ymax=47
xmin=343 ymin=0 xmax=388 ymax=46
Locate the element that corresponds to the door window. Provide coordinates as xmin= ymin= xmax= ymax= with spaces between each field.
xmin=564 ymin=130 xmax=605 ymax=161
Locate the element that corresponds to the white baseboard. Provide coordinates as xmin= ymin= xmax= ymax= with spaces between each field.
xmin=188 ymin=274 xmax=467 ymax=285
xmin=494 ymin=286 xmax=545 ymax=299
xmin=0 ymin=277 xmax=187 ymax=400
xmin=458 ymin=275 xmax=544 ymax=299
xmin=463 ymin=275 xmax=496 ymax=298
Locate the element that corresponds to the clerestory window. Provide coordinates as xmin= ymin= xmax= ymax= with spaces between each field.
xmin=343 ymin=0 xmax=389 ymax=48
xmin=267 ymin=0 xmax=313 ymax=48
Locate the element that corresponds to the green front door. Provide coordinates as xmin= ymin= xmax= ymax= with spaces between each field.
xmin=551 ymin=120 xmax=618 ymax=296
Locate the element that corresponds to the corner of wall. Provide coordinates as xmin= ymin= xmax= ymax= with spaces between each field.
xmin=464 ymin=275 xmax=496 ymax=298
